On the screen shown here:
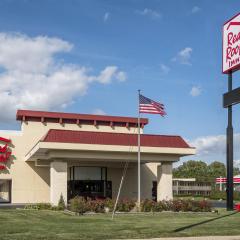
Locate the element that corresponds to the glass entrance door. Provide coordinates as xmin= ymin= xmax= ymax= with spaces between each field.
xmin=68 ymin=180 xmax=112 ymax=200
xmin=68 ymin=167 xmax=112 ymax=200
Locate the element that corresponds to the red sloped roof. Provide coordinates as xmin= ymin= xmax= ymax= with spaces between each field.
xmin=42 ymin=129 xmax=192 ymax=149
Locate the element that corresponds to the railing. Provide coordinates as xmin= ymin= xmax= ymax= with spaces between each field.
xmin=173 ymin=186 xmax=211 ymax=191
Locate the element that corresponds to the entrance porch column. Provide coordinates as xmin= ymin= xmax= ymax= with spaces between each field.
xmin=157 ymin=162 xmax=173 ymax=201
xmin=50 ymin=161 xmax=67 ymax=206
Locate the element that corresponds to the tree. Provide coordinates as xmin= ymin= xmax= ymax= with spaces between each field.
xmin=208 ymin=161 xmax=226 ymax=182
xmin=58 ymin=193 xmax=66 ymax=210
xmin=234 ymin=167 xmax=240 ymax=176
xmin=173 ymin=160 xmax=208 ymax=181
xmin=173 ymin=160 xmax=240 ymax=183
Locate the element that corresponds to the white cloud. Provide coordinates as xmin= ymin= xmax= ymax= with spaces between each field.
xmin=191 ymin=6 xmax=201 ymax=14
xmin=234 ymin=160 xmax=240 ymax=168
xmin=0 ymin=33 xmax=126 ymax=122
xmin=103 ymin=12 xmax=110 ymax=22
xmin=136 ymin=8 xmax=161 ymax=19
xmin=96 ymin=66 xmax=126 ymax=84
xmin=92 ymin=109 xmax=106 ymax=115
xmin=0 ymin=33 xmax=72 ymax=73
xmin=190 ymin=134 xmax=226 ymax=156
xmin=190 ymin=86 xmax=201 ymax=97
xmin=160 ymin=64 xmax=170 ymax=74
xmin=172 ymin=47 xmax=193 ymax=65
xmin=116 ymin=71 xmax=127 ymax=82
xmin=189 ymin=133 xmax=240 ymax=157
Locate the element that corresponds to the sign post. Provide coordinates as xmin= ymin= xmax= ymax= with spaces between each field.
xmin=226 ymin=71 xmax=233 ymax=210
xmin=223 ymin=13 xmax=240 ymax=210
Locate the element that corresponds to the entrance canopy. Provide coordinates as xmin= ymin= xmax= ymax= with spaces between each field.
xmin=25 ymin=130 xmax=195 ymax=163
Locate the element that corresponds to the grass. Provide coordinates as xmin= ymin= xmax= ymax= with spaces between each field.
xmin=0 ymin=209 xmax=239 ymax=239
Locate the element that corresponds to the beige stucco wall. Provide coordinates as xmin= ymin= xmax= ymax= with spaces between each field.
xmin=109 ymin=163 xmax=156 ymax=199
xmin=109 ymin=162 xmax=159 ymax=200
xmin=50 ymin=161 xmax=67 ymax=205
xmin=157 ymin=163 xmax=173 ymax=201
xmin=0 ymin=130 xmax=50 ymax=203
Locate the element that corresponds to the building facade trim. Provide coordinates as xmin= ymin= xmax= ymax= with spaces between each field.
xmin=16 ymin=110 xmax=148 ymax=128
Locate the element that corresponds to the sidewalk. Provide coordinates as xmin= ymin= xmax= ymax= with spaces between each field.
xmin=123 ymin=236 xmax=240 ymax=240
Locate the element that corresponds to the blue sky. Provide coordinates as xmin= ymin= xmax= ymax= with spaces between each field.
xmin=0 ymin=0 xmax=239 ymax=165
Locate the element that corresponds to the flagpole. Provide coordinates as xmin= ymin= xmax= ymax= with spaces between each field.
xmin=137 ymin=89 xmax=141 ymax=210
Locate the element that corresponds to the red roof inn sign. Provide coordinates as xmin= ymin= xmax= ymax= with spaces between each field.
xmin=223 ymin=13 xmax=240 ymax=73
xmin=222 ymin=12 xmax=240 ymax=211
xmin=0 ymin=137 xmax=12 ymax=170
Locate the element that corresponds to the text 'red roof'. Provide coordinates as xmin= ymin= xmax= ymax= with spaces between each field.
xmin=42 ymin=129 xmax=192 ymax=149
xmin=16 ymin=110 xmax=148 ymax=128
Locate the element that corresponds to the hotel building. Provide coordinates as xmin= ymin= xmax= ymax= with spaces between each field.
xmin=0 ymin=110 xmax=195 ymax=205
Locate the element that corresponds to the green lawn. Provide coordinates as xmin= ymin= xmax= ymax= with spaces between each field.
xmin=0 ymin=209 xmax=240 ymax=240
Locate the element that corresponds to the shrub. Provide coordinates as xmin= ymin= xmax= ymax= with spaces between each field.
xmin=234 ymin=191 xmax=240 ymax=201
xmin=117 ymin=199 xmax=136 ymax=212
xmin=210 ymin=190 xmax=240 ymax=201
xmin=24 ymin=203 xmax=52 ymax=210
xmin=180 ymin=200 xmax=193 ymax=212
xmin=24 ymin=204 xmax=40 ymax=210
xmin=210 ymin=190 xmax=226 ymax=200
xmin=172 ymin=200 xmax=211 ymax=212
xmin=69 ymin=197 xmax=115 ymax=214
xmin=172 ymin=200 xmax=183 ymax=212
xmin=197 ymin=200 xmax=212 ymax=212
xmin=89 ymin=199 xmax=105 ymax=213
xmin=69 ymin=196 xmax=89 ymax=214
xmin=104 ymin=198 xmax=114 ymax=212
xmin=51 ymin=206 xmax=60 ymax=211
xmin=58 ymin=194 xmax=66 ymax=210
xmin=67 ymin=197 xmax=212 ymax=214
xmin=159 ymin=200 xmax=172 ymax=211
xmin=141 ymin=199 xmax=155 ymax=212
xmin=38 ymin=203 xmax=52 ymax=210
xmin=141 ymin=199 xmax=212 ymax=213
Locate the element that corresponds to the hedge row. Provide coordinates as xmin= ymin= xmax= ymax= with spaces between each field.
xmin=24 ymin=197 xmax=212 ymax=214
xmin=24 ymin=203 xmax=61 ymax=211
xmin=175 ymin=191 xmax=240 ymax=201
xmin=24 ymin=194 xmax=65 ymax=211
xmin=210 ymin=190 xmax=240 ymax=200
xmin=69 ymin=197 xmax=135 ymax=214
xmin=141 ymin=199 xmax=211 ymax=212
xmin=69 ymin=197 xmax=212 ymax=214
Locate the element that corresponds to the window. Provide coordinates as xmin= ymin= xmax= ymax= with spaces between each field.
xmin=0 ymin=180 xmax=11 ymax=203
xmin=70 ymin=167 xmax=107 ymax=181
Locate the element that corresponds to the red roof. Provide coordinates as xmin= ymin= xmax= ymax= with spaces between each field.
xmin=42 ymin=129 xmax=192 ymax=149
xmin=16 ymin=110 xmax=148 ymax=128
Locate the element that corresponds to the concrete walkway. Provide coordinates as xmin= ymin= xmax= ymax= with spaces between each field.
xmin=123 ymin=236 xmax=240 ymax=240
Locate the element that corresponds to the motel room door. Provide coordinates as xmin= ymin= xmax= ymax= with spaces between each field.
xmin=68 ymin=166 xmax=112 ymax=200
xmin=0 ymin=180 xmax=11 ymax=203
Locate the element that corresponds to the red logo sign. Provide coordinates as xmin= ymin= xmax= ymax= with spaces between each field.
xmin=0 ymin=137 xmax=12 ymax=170
xmin=223 ymin=13 xmax=240 ymax=73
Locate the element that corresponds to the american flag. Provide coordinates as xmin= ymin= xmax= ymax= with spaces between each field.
xmin=139 ymin=94 xmax=166 ymax=116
